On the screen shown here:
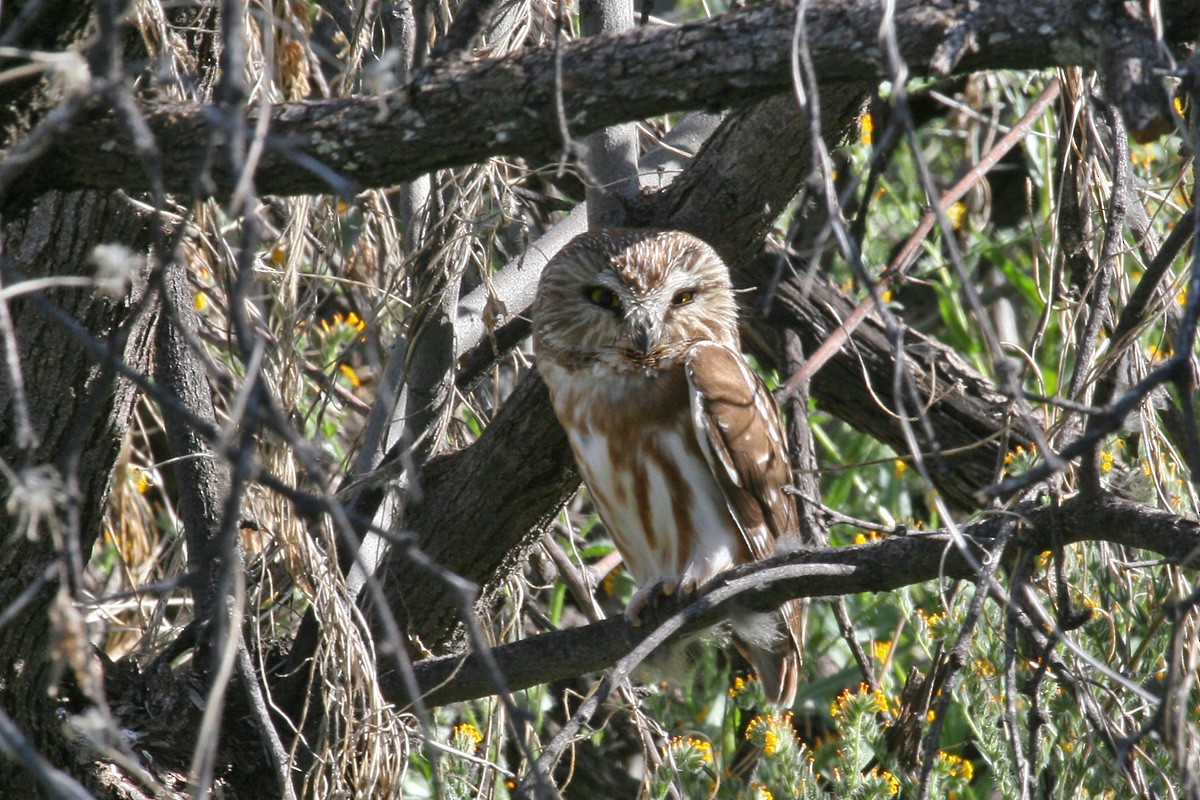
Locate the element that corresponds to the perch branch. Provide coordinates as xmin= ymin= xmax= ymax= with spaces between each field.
xmin=392 ymin=491 xmax=1200 ymax=708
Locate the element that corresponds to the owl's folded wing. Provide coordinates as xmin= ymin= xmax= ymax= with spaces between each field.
xmin=684 ymin=340 xmax=798 ymax=558
xmin=685 ymin=340 xmax=806 ymax=706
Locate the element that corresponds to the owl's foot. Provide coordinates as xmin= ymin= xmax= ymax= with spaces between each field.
xmin=626 ymin=580 xmax=678 ymax=627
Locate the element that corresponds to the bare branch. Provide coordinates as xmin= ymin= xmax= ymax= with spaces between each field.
xmin=580 ymin=0 xmax=638 ymax=227
xmin=394 ymin=492 xmax=1200 ymax=709
xmin=8 ymin=0 xmax=1194 ymax=205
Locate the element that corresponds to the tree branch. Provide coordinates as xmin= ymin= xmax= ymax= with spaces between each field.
xmin=742 ymin=254 xmax=1036 ymax=509
xmin=393 ymin=492 xmax=1200 ymax=707
xmin=9 ymin=0 xmax=1193 ymax=205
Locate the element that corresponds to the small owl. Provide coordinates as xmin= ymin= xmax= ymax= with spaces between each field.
xmin=532 ymin=228 xmax=804 ymax=706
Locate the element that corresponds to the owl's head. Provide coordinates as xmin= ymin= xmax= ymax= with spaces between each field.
xmin=533 ymin=229 xmax=740 ymax=374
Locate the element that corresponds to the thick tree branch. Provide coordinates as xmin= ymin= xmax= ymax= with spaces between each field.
xmin=393 ymin=492 xmax=1200 ymax=707
xmin=156 ymin=258 xmax=231 ymax=622
xmin=742 ymin=255 xmax=1036 ymax=508
xmin=9 ymin=0 xmax=1193 ymax=205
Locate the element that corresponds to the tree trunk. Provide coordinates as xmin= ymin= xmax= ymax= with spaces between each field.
xmin=0 ymin=190 xmax=155 ymax=794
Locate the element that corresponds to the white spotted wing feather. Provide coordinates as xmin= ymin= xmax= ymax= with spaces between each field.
xmin=685 ymin=341 xmax=804 ymax=706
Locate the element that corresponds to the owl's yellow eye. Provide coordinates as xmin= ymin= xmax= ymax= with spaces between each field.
xmin=586 ymin=287 xmax=622 ymax=310
xmin=672 ymin=290 xmax=696 ymax=306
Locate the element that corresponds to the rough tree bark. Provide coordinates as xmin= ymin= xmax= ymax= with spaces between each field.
xmin=0 ymin=191 xmax=156 ymax=795
xmin=3 ymin=0 xmax=1193 ymax=205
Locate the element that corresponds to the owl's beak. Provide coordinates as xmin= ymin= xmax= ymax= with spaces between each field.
xmin=631 ymin=320 xmax=657 ymax=356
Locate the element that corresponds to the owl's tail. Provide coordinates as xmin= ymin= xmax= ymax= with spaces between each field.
xmin=742 ymin=643 xmax=799 ymax=708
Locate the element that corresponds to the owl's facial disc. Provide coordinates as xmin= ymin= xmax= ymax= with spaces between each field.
xmin=586 ymin=273 xmax=676 ymax=360
xmin=532 ymin=230 xmax=740 ymax=375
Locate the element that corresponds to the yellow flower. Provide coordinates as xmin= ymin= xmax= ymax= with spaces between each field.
xmin=870 ymin=768 xmax=900 ymax=795
xmin=860 ymin=111 xmax=874 ymax=145
xmin=830 ymin=689 xmax=851 ymax=720
xmin=1130 ymin=146 xmax=1154 ymax=171
xmin=270 ymin=246 xmax=286 ymax=265
xmin=133 ymin=468 xmax=150 ymax=494
xmin=1148 ymin=343 xmax=1173 ymax=360
xmin=751 ymin=783 xmax=774 ymax=800
xmin=664 ymin=735 xmax=714 ymax=771
xmin=884 ymin=770 xmax=900 ymax=795
xmin=893 ymin=459 xmax=907 ymax=478
xmin=938 ymin=751 xmax=974 ymax=781
xmin=946 ymin=201 xmax=967 ymax=230
xmin=880 ymin=289 xmax=893 ymax=303
xmin=602 ymin=563 xmax=621 ymax=596
xmin=1100 ymin=451 xmax=1114 ymax=473
xmin=746 ymin=711 xmax=793 ymax=755
xmin=920 ymin=609 xmax=946 ymax=632
xmin=926 ymin=709 xmax=937 ymax=723
xmin=194 ymin=291 xmax=207 ymax=311
xmin=452 ymin=722 xmax=483 ymax=749
xmin=339 ymin=363 xmax=361 ymax=387
xmin=729 ymin=675 xmax=747 ymax=698
xmin=872 ymin=640 xmax=891 ymax=664
xmin=347 ymin=311 xmax=365 ymax=331
xmin=830 ymin=683 xmax=889 ymax=721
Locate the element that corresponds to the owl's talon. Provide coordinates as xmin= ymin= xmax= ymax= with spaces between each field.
xmin=626 ymin=580 xmax=677 ymax=626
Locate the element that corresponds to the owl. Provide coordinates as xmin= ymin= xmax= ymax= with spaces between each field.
xmin=532 ymin=228 xmax=804 ymax=706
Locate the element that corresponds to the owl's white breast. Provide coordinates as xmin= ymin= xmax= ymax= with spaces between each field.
xmin=539 ymin=359 xmax=746 ymax=597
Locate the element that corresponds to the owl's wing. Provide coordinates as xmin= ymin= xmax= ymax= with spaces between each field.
xmin=685 ymin=340 xmax=804 ymax=706
xmin=684 ymin=341 xmax=798 ymax=557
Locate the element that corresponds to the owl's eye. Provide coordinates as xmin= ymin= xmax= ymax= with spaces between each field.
xmin=672 ymin=290 xmax=696 ymax=306
xmin=586 ymin=286 xmax=622 ymax=311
